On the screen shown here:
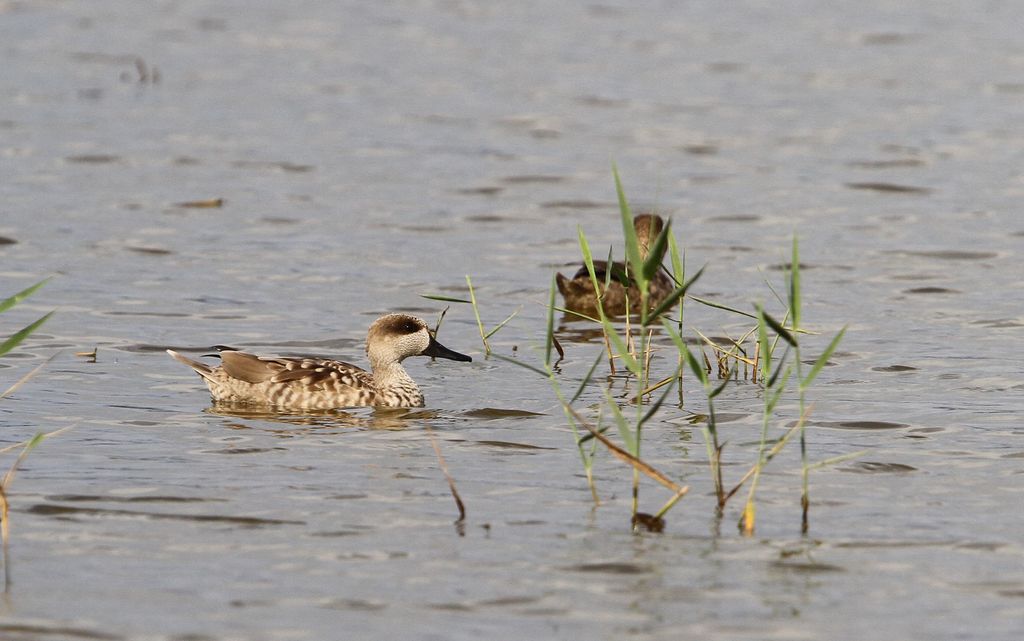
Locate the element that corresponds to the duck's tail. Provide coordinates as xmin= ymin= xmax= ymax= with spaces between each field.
xmin=167 ymin=349 xmax=217 ymax=382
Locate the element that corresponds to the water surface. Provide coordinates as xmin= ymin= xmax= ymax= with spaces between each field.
xmin=2 ymin=1 xmax=1023 ymax=640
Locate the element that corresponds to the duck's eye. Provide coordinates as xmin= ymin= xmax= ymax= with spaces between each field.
xmin=400 ymin=321 xmax=421 ymax=334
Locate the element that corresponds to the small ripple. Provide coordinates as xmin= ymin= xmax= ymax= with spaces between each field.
xmin=841 ymin=461 xmax=917 ymax=474
xmin=872 ymin=365 xmax=918 ymax=372
xmin=884 ymin=249 xmax=999 ymax=260
xmin=27 ymin=504 xmax=304 ymax=526
xmin=563 ymin=562 xmax=651 ymax=574
xmin=66 ymin=154 xmax=121 ymax=164
xmin=809 ymin=420 xmax=909 ymax=430
xmin=845 ymin=181 xmax=931 ymax=194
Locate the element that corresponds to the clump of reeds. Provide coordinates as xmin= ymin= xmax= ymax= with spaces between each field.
xmin=503 ymin=168 xmax=854 ymax=535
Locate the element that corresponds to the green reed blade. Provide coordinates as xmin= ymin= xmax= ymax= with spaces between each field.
xmin=646 ymin=264 xmax=706 ymax=323
xmin=0 ymin=278 xmax=51 ymax=315
xmin=662 ymin=320 xmax=709 ymax=388
xmin=578 ymin=227 xmax=600 ymax=291
xmin=613 ymin=163 xmax=645 ymax=293
xmin=419 ymin=294 xmax=472 ymax=304
xmin=761 ymin=309 xmax=797 ymax=347
xmin=765 ymin=367 xmax=792 ymax=414
xmin=807 ymin=450 xmax=868 ymax=471
xmin=603 ymin=314 xmax=640 ymax=375
xmin=767 ymin=345 xmax=791 ymax=388
xmin=668 ymin=231 xmax=685 ymax=286
xmin=607 ymin=260 xmax=631 ymax=288
xmin=465 ymin=275 xmax=490 ymax=353
xmin=688 ymin=295 xmax=758 ymax=320
xmin=639 ymin=366 xmax=680 ymax=427
xmin=571 ymin=349 xmax=606 ymax=404
xmin=490 ymin=352 xmax=550 ymax=378
xmin=757 ymin=266 xmax=787 ymax=308
xmin=801 ymin=325 xmax=847 ymax=390
xmin=642 ymin=218 xmax=671 ymax=284
xmin=484 ymin=306 xmax=521 ymax=340
xmin=602 ymin=386 xmax=636 ymax=453
xmin=604 ymin=246 xmax=619 ymax=288
xmin=0 ymin=311 xmax=54 ymax=358
xmin=756 ymin=305 xmax=771 ymax=380
xmin=789 ymin=235 xmax=802 ymax=330
xmin=576 ymin=423 xmax=613 ymax=445
xmin=552 ymin=305 xmax=601 ymax=323
xmin=708 ymin=378 xmax=730 ymax=400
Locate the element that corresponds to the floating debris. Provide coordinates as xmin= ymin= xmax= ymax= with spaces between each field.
xmin=75 ymin=347 xmax=97 ymax=363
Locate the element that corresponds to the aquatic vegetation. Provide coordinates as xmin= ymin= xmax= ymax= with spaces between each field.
xmin=506 ymin=169 xmax=852 ymax=534
xmin=1 ymin=278 xmax=69 ymax=589
xmin=0 ymin=279 xmax=53 ymax=359
xmin=422 ymin=276 xmax=519 ymax=355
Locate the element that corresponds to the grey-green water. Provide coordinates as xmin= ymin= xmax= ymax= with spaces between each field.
xmin=2 ymin=1 xmax=1023 ymax=639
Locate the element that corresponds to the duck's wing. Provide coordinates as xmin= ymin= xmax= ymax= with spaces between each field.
xmin=219 ymin=352 xmax=372 ymax=388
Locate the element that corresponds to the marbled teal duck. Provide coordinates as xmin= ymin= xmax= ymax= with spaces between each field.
xmin=167 ymin=314 xmax=471 ymax=409
xmin=556 ymin=214 xmax=673 ymax=318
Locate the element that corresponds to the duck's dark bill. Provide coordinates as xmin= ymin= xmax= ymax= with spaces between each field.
xmin=423 ymin=337 xmax=472 ymax=362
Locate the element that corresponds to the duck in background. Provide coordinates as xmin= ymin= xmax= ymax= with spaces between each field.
xmin=556 ymin=213 xmax=673 ymax=318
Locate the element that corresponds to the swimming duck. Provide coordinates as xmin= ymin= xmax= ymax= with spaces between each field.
xmin=556 ymin=214 xmax=673 ymax=318
xmin=167 ymin=314 xmax=471 ymax=409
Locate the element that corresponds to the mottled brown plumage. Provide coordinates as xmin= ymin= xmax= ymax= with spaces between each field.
xmin=556 ymin=214 xmax=673 ymax=318
xmin=168 ymin=314 xmax=471 ymax=409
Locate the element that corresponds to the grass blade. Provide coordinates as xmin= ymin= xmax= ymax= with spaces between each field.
xmin=483 ymin=306 xmax=521 ymax=340
xmin=668 ymin=232 xmax=684 ymax=285
xmin=761 ymin=309 xmax=797 ymax=347
xmin=465 ymin=275 xmax=489 ymax=354
xmin=790 ymin=235 xmax=801 ymax=330
xmin=1 ymin=351 xmax=60 ymax=400
xmin=419 ymin=294 xmax=472 ymax=304
xmin=801 ymin=326 xmax=847 ymax=390
xmin=602 ymin=387 xmax=636 ymax=452
xmin=0 ymin=311 xmax=54 ymax=357
xmin=571 ymin=349 xmax=606 ymax=404
xmin=612 ymin=163 xmax=645 ymax=292
xmin=638 ymin=367 xmax=680 ymax=427
xmin=0 ymin=278 xmax=50 ymax=315
xmin=552 ymin=305 xmax=600 ymax=323
xmin=602 ymin=314 xmax=640 ymax=375
xmin=568 ymin=405 xmax=684 ymax=494
xmin=642 ymin=218 xmax=671 ymax=283
xmin=646 ymin=264 xmax=706 ymax=323
xmin=764 ymin=366 xmax=793 ymax=414
xmin=708 ymin=378 xmax=730 ymax=399
xmin=662 ymin=320 xmax=709 ymax=387
xmin=807 ymin=450 xmax=868 ymax=471
xmin=490 ymin=352 xmax=550 ymax=378
xmin=545 ymin=276 xmax=557 ymax=367
xmin=688 ymin=295 xmax=758 ymax=320
xmin=757 ymin=305 xmax=771 ymax=382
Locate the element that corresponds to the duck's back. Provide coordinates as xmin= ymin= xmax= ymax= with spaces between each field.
xmin=211 ymin=352 xmax=380 ymax=409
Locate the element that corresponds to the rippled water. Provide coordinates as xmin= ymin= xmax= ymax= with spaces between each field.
xmin=2 ymin=1 xmax=1023 ymax=639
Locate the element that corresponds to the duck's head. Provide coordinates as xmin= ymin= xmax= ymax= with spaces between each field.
xmin=366 ymin=314 xmax=472 ymax=366
xmin=633 ymin=214 xmax=666 ymax=258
